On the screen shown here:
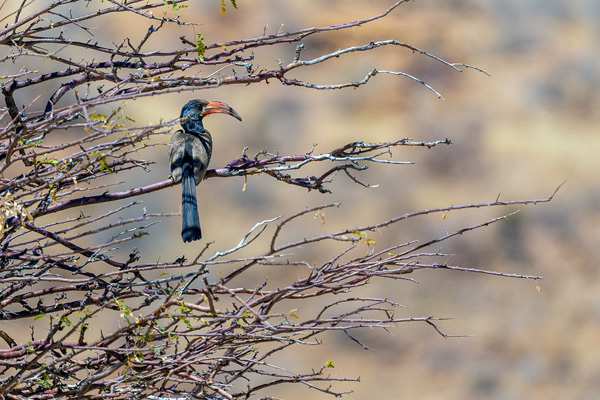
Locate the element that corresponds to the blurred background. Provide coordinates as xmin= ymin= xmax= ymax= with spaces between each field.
xmin=5 ymin=0 xmax=600 ymax=399
xmin=148 ymin=2 xmax=598 ymax=398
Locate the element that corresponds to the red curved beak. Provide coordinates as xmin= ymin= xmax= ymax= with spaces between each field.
xmin=201 ymin=101 xmax=242 ymax=121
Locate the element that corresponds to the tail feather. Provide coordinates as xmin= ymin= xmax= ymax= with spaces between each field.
xmin=181 ymin=163 xmax=202 ymax=242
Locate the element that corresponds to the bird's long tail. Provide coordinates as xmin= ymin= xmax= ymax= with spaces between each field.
xmin=181 ymin=161 xmax=202 ymax=242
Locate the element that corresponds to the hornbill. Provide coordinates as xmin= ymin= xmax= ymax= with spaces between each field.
xmin=169 ymin=99 xmax=242 ymax=242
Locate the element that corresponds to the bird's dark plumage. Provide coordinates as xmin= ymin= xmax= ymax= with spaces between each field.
xmin=169 ymin=100 xmax=241 ymax=242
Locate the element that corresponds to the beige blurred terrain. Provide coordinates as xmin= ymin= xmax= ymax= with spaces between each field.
xmin=6 ymin=0 xmax=600 ymax=399
xmin=144 ymin=2 xmax=599 ymax=399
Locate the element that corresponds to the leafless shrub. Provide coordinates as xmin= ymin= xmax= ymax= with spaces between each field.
xmin=0 ymin=1 xmax=554 ymax=399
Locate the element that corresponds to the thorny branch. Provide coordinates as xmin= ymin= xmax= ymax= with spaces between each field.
xmin=0 ymin=1 xmax=550 ymax=400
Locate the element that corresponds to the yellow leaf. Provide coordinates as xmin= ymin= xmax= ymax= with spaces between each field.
xmin=314 ymin=209 xmax=326 ymax=224
xmin=49 ymin=184 xmax=57 ymax=201
xmin=88 ymin=113 xmax=108 ymax=121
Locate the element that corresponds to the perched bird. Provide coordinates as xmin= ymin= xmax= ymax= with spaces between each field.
xmin=169 ymin=100 xmax=242 ymax=242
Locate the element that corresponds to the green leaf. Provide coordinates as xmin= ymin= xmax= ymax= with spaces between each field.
xmin=90 ymin=151 xmax=113 ymax=173
xmin=325 ymin=360 xmax=335 ymax=368
xmin=196 ymin=34 xmax=205 ymax=61
xmin=221 ymin=0 xmax=237 ymax=14
xmin=18 ymin=138 xmax=43 ymax=147
xmin=179 ymin=304 xmax=191 ymax=314
xmin=88 ymin=113 xmax=108 ymax=121
xmin=180 ymin=316 xmax=193 ymax=329
xmin=163 ymin=0 xmax=187 ymax=13
xmin=38 ymin=372 xmax=52 ymax=389
xmin=49 ymin=183 xmax=57 ymax=202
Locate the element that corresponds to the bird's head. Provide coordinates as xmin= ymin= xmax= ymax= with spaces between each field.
xmin=180 ymin=100 xmax=242 ymax=132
